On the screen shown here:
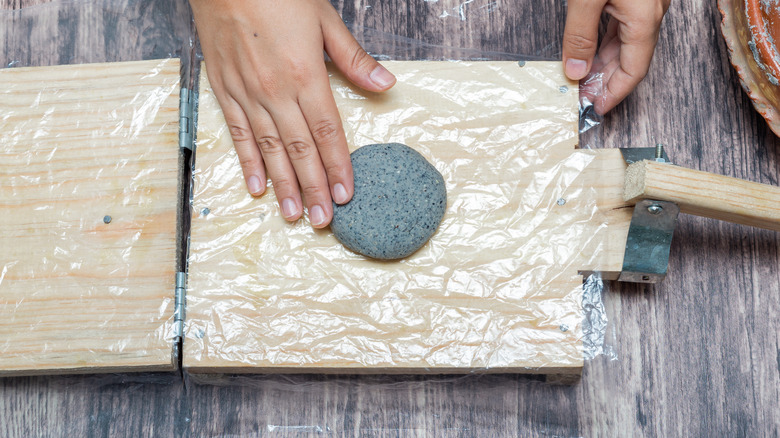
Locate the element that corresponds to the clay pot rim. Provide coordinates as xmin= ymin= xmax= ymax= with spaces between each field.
xmin=719 ymin=0 xmax=780 ymax=136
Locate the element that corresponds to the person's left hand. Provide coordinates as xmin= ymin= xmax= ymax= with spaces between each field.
xmin=190 ymin=0 xmax=396 ymax=228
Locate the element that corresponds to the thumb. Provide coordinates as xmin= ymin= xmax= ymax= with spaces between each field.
xmin=321 ymin=9 xmax=396 ymax=92
xmin=562 ymin=0 xmax=606 ymax=80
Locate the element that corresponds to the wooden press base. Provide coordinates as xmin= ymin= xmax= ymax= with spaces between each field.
xmin=0 ymin=60 xmax=182 ymax=375
xmin=186 ymin=61 xmax=631 ymax=375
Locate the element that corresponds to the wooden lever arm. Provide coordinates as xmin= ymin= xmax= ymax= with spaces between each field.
xmin=624 ymin=160 xmax=780 ymax=232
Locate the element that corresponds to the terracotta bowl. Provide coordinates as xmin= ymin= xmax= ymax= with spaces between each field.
xmin=719 ymin=0 xmax=780 ymax=135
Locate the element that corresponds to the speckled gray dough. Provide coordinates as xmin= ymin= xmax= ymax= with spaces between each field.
xmin=331 ymin=143 xmax=447 ymax=260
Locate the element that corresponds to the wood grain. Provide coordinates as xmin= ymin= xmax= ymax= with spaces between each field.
xmin=0 ymin=59 xmax=181 ymax=375
xmin=625 ymin=160 xmax=780 ymax=231
xmin=2 ymin=0 xmax=779 ymax=436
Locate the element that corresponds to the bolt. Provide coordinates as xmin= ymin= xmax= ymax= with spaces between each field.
xmin=103 ymin=215 xmax=112 ymax=224
xmin=647 ymin=204 xmax=663 ymax=215
xmin=655 ymin=143 xmax=666 ymax=163
xmin=559 ymin=85 xmax=569 ymax=94
xmin=557 ymin=198 xmax=566 ymax=206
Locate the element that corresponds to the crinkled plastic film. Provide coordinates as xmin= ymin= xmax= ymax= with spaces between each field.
xmin=186 ymin=60 xmax=617 ymax=376
xmin=0 ymin=0 xmax=193 ymax=375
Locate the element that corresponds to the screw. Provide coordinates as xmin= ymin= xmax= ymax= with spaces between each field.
xmin=517 ymin=60 xmax=526 ymax=67
xmin=642 ymin=275 xmax=651 ymax=281
xmin=560 ymin=324 xmax=569 ymax=332
xmin=559 ymin=86 xmax=569 ymax=94
xmin=655 ymin=143 xmax=666 ymax=163
xmin=103 ymin=215 xmax=112 ymax=224
xmin=557 ymin=198 xmax=566 ymax=206
xmin=201 ymin=208 xmax=210 ymax=216
xmin=647 ymin=204 xmax=663 ymax=215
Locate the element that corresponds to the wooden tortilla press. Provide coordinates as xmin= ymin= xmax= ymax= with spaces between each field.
xmin=619 ymin=146 xmax=780 ymax=283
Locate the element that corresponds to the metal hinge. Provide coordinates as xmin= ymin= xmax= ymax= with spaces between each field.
xmin=179 ymin=88 xmax=195 ymax=150
xmin=174 ymin=271 xmax=187 ymax=339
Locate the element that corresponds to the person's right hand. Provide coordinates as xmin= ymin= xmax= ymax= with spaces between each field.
xmin=562 ymin=0 xmax=671 ymax=114
xmin=190 ymin=0 xmax=396 ymax=228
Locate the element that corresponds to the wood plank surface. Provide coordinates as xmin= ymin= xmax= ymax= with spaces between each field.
xmin=2 ymin=0 xmax=779 ymax=436
xmin=0 ymin=59 xmax=181 ymax=374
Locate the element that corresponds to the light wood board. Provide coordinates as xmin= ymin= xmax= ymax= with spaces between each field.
xmin=186 ymin=61 xmax=631 ymax=374
xmin=0 ymin=59 xmax=181 ymax=375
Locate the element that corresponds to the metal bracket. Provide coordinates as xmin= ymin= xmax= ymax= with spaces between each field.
xmin=619 ymin=145 xmax=671 ymax=164
xmin=179 ymin=88 xmax=195 ymax=150
xmin=174 ymin=271 xmax=186 ymax=339
xmin=619 ymin=200 xmax=680 ymax=283
xmin=617 ymin=145 xmax=679 ymax=283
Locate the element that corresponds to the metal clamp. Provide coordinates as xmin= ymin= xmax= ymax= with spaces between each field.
xmin=619 ymin=145 xmax=679 ymax=283
xmin=619 ymin=200 xmax=680 ymax=283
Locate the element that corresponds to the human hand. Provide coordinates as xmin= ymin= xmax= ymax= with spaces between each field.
xmin=190 ymin=0 xmax=396 ymax=227
xmin=562 ymin=0 xmax=671 ymax=114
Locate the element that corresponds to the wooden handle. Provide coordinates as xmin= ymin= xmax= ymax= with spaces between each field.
xmin=624 ymin=160 xmax=780 ymax=232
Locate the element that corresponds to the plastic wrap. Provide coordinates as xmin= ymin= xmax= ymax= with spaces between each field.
xmin=187 ymin=60 xmax=616 ymax=374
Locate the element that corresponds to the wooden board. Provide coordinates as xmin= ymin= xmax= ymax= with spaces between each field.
xmin=0 ymin=59 xmax=182 ymax=375
xmin=186 ymin=61 xmax=631 ymax=374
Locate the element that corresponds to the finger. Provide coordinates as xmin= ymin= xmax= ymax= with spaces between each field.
xmin=598 ymin=19 xmax=620 ymax=60
xmin=591 ymin=58 xmax=621 ymax=115
xmin=585 ymin=20 xmax=620 ymax=113
xmin=562 ymin=0 xmax=607 ymax=80
xmin=212 ymin=90 xmax=267 ymax=197
xmin=320 ymin=6 xmax=396 ymax=92
xmin=267 ymin=104 xmax=333 ymax=228
xmin=298 ymin=71 xmax=354 ymax=205
xmin=245 ymin=105 xmax=304 ymax=222
xmin=599 ymin=22 xmax=660 ymax=113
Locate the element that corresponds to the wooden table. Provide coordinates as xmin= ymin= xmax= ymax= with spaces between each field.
xmin=1 ymin=0 xmax=778 ymax=435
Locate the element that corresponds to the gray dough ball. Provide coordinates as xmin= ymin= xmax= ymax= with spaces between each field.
xmin=331 ymin=143 xmax=447 ymax=260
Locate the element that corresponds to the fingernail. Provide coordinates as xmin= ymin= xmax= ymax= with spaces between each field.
xmin=247 ymin=175 xmax=264 ymax=195
xmin=369 ymin=65 xmax=395 ymax=89
xmin=333 ymin=183 xmax=349 ymax=204
xmin=310 ymin=205 xmax=326 ymax=226
xmin=565 ymin=59 xmax=588 ymax=80
xmin=281 ymin=198 xmax=299 ymax=219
